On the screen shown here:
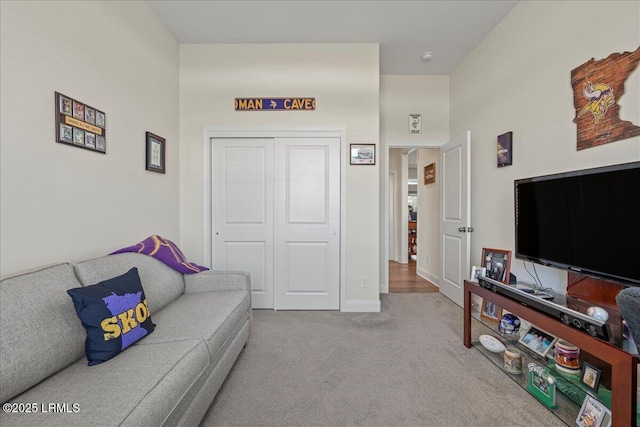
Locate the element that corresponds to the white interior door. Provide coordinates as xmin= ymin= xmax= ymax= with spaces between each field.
xmin=212 ymin=138 xmax=274 ymax=309
xmin=273 ymin=137 xmax=340 ymax=310
xmin=439 ymin=131 xmax=471 ymax=307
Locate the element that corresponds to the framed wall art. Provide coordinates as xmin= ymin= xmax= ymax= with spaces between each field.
xmin=481 ymin=247 xmax=511 ymax=284
xmin=424 ymin=163 xmax=436 ymax=185
xmin=497 ymin=131 xmax=512 ymax=167
xmin=146 ymin=132 xmax=166 ymax=174
xmin=350 ymin=144 xmax=375 ymax=165
xmin=55 ymin=92 xmax=106 ymax=153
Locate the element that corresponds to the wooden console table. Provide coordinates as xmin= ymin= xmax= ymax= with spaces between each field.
xmin=464 ymin=280 xmax=638 ymax=426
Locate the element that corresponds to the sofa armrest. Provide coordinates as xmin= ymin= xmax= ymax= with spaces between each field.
xmin=184 ymin=270 xmax=251 ymax=293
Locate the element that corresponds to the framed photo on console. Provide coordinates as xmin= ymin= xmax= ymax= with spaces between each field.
xmin=518 ymin=325 xmax=558 ymax=358
xmin=481 ymin=248 xmax=511 ymax=284
xmin=580 ymin=362 xmax=602 ymax=393
xmin=480 ymin=299 xmax=502 ymax=323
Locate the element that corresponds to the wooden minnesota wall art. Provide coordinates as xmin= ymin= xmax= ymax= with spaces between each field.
xmin=571 ymin=46 xmax=640 ymax=150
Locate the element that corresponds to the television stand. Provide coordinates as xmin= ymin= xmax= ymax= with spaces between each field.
xmin=464 ymin=280 xmax=638 ymax=426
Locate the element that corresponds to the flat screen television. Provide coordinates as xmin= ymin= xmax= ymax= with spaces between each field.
xmin=515 ymin=161 xmax=640 ymax=287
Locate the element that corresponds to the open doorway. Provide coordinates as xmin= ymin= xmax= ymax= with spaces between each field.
xmin=387 ymin=147 xmax=439 ymax=293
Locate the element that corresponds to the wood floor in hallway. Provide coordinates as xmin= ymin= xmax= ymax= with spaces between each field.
xmin=389 ymin=260 xmax=439 ymax=293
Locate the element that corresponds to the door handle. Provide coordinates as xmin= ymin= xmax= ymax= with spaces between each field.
xmin=458 ymin=227 xmax=466 ymax=233
xmin=467 ymin=227 xmax=474 ymax=233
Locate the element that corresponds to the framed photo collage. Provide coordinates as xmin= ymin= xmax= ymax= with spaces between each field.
xmin=55 ymin=92 xmax=106 ymax=153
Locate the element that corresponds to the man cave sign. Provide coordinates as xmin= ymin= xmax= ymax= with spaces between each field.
xmin=571 ymin=46 xmax=640 ymax=150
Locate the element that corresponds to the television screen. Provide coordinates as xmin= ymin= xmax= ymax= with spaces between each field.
xmin=515 ymin=162 xmax=640 ymax=286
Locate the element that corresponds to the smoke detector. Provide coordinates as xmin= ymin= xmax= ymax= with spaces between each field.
xmin=421 ymin=51 xmax=433 ymax=61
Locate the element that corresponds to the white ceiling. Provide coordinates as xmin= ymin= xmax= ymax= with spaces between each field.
xmin=148 ymin=0 xmax=518 ymax=75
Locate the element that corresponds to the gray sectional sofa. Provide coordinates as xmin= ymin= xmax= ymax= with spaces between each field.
xmin=0 ymin=253 xmax=251 ymax=426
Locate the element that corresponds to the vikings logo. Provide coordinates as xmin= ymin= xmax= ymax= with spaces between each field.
xmin=577 ymin=81 xmax=615 ymax=124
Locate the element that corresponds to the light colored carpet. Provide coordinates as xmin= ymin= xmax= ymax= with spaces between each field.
xmin=200 ymin=293 xmax=566 ymax=427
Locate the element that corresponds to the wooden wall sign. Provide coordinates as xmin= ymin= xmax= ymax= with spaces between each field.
xmin=571 ymin=46 xmax=640 ymax=150
xmin=424 ymin=163 xmax=436 ymax=185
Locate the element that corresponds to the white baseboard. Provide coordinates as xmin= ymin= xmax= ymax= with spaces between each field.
xmin=343 ymin=299 xmax=381 ymax=312
xmin=416 ymin=267 xmax=439 ymax=288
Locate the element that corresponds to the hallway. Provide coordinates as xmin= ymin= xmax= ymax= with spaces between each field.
xmin=388 ymin=260 xmax=438 ymax=293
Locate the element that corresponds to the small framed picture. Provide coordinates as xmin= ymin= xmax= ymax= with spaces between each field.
xmin=497 ymin=131 xmax=513 ymax=167
xmin=518 ymin=325 xmax=558 ymax=358
xmin=580 ymin=362 xmax=602 ymax=393
xmin=576 ymin=394 xmax=606 ymax=427
xmin=95 ymin=111 xmax=106 ymax=128
xmin=470 ymin=265 xmax=486 ymax=282
xmin=96 ymin=135 xmax=106 ymax=152
xmin=424 ymin=163 xmax=436 ymax=185
xmin=350 ymin=144 xmax=375 ymax=165
xmin=59 ymin=95 xmax=72 ymax=116
xmin=409 ymin=113 xmax=422 ymax=134
xmin=73 ymin=101 xmax=85 ymax=120
xmin=85 ymin=132 xmax=96 ymax=149
xmin=73 ymin=128 xmax=85 ymax=145
xmin=481 ymin=247 xmax=512 ymax=284
xmin=59 ymin=124 xmax=73 ymax=143
xmin=527 ymin=363 xmax=557 ymax=408
xmin=84 ymin=107 xmax=96 ymax=125
xmin=146 ymin=132 xmax=166 ymax=173
xmin=481 ymin=299 xmax=502 ymax=323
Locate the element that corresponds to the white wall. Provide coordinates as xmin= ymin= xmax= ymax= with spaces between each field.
xmin=179 ymin=44 xmax=380 ymax=309
xmin=417 ymin=149 xmax=440 ymax=284
xmin=388 ymin=149 xmax=403 ymax=262
xmin=0 ymin=1 xmax=180 ymax=275
xmin=451 ymin=1 xmax=640 ymax=293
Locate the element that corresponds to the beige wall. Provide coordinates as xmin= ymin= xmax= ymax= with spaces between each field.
xmin=0 ymin=1 xmax=180 ymax=275
xmin=380 ymin=75 xmax=450 ymax=145
xmin=179 ymin=44 xmax=380 ymax=308
xmin=451 ymin=1 xmax=640 ymax=292
xmin=417 ymin=149 xmax=440 ymax=284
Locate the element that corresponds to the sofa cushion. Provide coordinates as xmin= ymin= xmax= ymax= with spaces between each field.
xmin=67 ymin=268 xmax=155 ymax=365
xmin=144 ymin=290 xmax=250 ymax=364
xmin=73 ymin=253 xmax=184 ymax=314
xmin=0 ymin=339 xmax=209 ymax=427
xmin=0 ymin=264 xmax=86 ymax=404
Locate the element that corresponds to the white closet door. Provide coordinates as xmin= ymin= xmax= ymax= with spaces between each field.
xmin=212 ymin=138 xmax=274 ymax=309
xmin=273 ymin=137 xmax=340 ymax=310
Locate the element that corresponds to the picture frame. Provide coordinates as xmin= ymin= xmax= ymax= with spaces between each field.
xmin=470 ymin=265 xmax=486 ymax=282
xmin=497 ymin=131 xmax=512 ymax=167
xmin=576 ymin=394 xmax=606 ymax=427
xmin=518 ymin=325 xmax=558 ymax=358
xmin=480 ymin=299 xmax=503 ymax=323
xmin=350 ymin=144 xmax=375 ymax=165
xmin=527 ymin=363 xmax=557 ymax=408
xmin=424 ymin=163 xmax=436 ymax=185
xmin=55 ymin=92 xmax=106 ymax=153
xmin=580 ymin=362 xmax=602 ymax=393
xmin=481 ymin=247 xmax=512 ymax=284
xmin=146 ymin=132 xmax=166 ymax=174
xmin=409 ymin=113 xmax=422 ymax=134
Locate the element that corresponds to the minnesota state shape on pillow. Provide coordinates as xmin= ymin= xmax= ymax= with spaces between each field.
xmin=67 ymin=267 xmax=154 ymax=365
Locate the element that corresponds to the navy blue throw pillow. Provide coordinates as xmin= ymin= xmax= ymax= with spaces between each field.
xmin=67 ymin=267 xmax=154 ymax=365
